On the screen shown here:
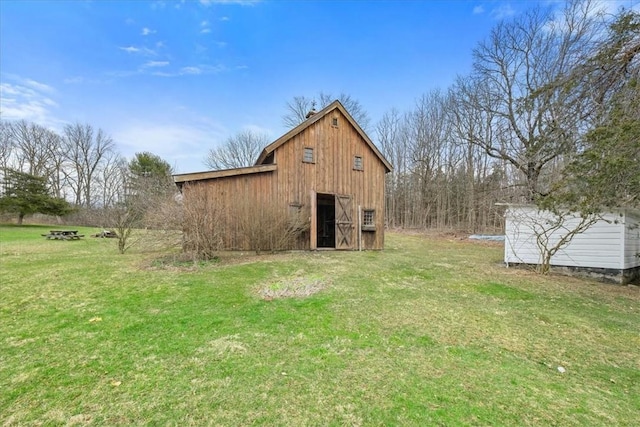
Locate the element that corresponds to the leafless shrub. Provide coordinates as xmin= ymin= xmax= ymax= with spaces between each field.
xmin=110 ymin=205 xmax=142 ymax=254
xmin=181 ymin=183 xmax=224 ymax=260
xmin=139 ymin=191 xmax=184 ymax=251
xmin=236 ymin=197 xmax=309 ymax=254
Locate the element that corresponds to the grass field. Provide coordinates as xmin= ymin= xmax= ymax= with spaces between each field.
xmin=1 ymin=224 xmax=639 ymax=426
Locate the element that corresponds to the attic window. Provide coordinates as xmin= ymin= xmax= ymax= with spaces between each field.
xmin=331 ymin=117 xmax=339 ymax=127
xmin=303 ymin=147 xmax=314 ymax=163
xmin=353 ymin=156 xmax=363 ymax=171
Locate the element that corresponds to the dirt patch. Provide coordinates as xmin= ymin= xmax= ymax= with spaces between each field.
xmin=257 ymin=275 xmax=329 ymax=300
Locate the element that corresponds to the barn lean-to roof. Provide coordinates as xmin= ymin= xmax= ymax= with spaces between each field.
xmin=173 ymin=99 xmax=392 ymax=185
xmin=256 ymin=99 xmax=392 ymax=173
xmin=173 ymin=164 xmax=276 ymax=185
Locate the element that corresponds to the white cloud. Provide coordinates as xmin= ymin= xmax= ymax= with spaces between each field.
xmin=220 ymin=16 xmax=230 ymax=21
xmin=150 ymin=1 xmax=167 ymax=10
xmin=63 ymin=76 xmax=108 ymax=85
xmin=591 ymin=0 xmax=640 ymax=15
xmin=143 ymin=61 xmax=170 ymax=68
xmin=0 ymin=78 xmax=60 ymax=127
xmin=473 ymin=5 xmax=485 ymax=15
xmin=490 ymin=3 xmax=516 ymax=20
xmin=141 ymin=27 xmax=156 ymax=36
xmin=151 ymin=64 xmax=228 ymax=77
xmin=543 ymin=0 xmax=637 ymax=36
xmin=119 ymin=46 xmax=156 ymax=55
xmin=200 ymin=20 xmax=211 ymax=34
xmin=23 ymin=78 xmax=56 ymax=94
xmin=180 ymin=66 xmax=203 ymax=75
xmin=120 ymin=46 xmax=141 ymax=53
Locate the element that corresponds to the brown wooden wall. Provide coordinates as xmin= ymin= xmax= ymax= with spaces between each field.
xmin=183 ymin=171 xmax=277 ymax=250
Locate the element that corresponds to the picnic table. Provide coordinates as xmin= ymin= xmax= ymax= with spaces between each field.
xmin=42 ymin=230 xmax=85 ymax=240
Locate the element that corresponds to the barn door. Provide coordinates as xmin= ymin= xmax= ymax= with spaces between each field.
xmin=335 ymin=195 xmax=353 ymax=250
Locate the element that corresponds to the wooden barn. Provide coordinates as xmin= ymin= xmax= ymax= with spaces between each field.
xmin=504 ymin=205 xmax=640 ymax=284
xmin=173 ymin=100 xmax=392 ymax=251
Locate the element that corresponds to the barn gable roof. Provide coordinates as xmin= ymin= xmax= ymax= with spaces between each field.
xmin=256 ymin=100 xmax=392 ymax=173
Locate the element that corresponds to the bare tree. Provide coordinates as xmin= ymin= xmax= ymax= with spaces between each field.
xmin=457 ymin=1 xmax=605 ymax=202
xmin=282 ymin=96 xmax=315 ymax=129
xmin=0 ymin=121 xmax=13 ymax=172
xmin=62 ymin=123 xmax=115 ymax=207
xmin=4 ymin=120 xmax=61 ymax=177
xmin=96 ymin=152 xmax=127 ymax=208
xmin=204 ymin=130 xmax=269 ymax=170
xmin=283 ymin=92 xmax=371 ymax=132
xmin=377 ymin=108 xmax=406 ymax=228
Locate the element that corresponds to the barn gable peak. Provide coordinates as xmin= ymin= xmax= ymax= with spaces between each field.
xmin=256 ymin=100 xmax=392 ymax=172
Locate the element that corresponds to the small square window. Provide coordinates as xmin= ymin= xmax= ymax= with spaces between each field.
xmin=354 ymin=156 xmax=363 ymax=171
xmin=303 ymin=147 xmax=314 ymax=163
xmin=362 ymin=209 xmax=375 ymax=231
xmin=331 ymin=117 xmax=339 ymax=127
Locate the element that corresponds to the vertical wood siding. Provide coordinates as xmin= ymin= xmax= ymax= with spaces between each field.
xmin=272 ymin=109 xmax=387 ymax=249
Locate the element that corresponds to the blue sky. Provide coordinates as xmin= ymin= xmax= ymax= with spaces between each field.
xmin=1 ymin=0 xmax=637 ymax=173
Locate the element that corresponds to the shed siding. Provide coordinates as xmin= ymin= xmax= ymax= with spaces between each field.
xmin=623 ymin=211 xmax=640 ymax=269
xmin=505 ymin=206 xmax=624 ymax=269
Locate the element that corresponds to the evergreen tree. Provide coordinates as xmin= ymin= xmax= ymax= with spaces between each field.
xmin=557 ymin=80 xmax=640 ymax=210
xmin=128 ymin=152 xmax=174 ymax=199
xmin=0 ymin=168 xmax=74 ymax=225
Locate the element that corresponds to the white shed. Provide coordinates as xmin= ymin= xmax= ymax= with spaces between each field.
xmin=503 ymin=205 xmax=640 ymax=284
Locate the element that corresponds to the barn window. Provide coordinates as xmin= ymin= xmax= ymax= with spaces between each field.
xmin=332 ymin=117 xmax=339 ymax=127
xmin=303 ymin=147 xmax=314 ymax=163
xmin=362 ymin=209 xmax=375 ymax=231
xmin=353 ymin=156 xmax=363 ymax=171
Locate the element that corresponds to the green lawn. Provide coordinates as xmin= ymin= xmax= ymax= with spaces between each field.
xmin=1 ymin=224 xmax=639 ymax=426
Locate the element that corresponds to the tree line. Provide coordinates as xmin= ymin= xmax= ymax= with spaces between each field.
xmin=0 ymin=120 xmax=123 ymax=210
xmin=375 ymin=1 xmax=639 ymax=231
xmin=0 ymin=119 xmax=174 ymax=231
